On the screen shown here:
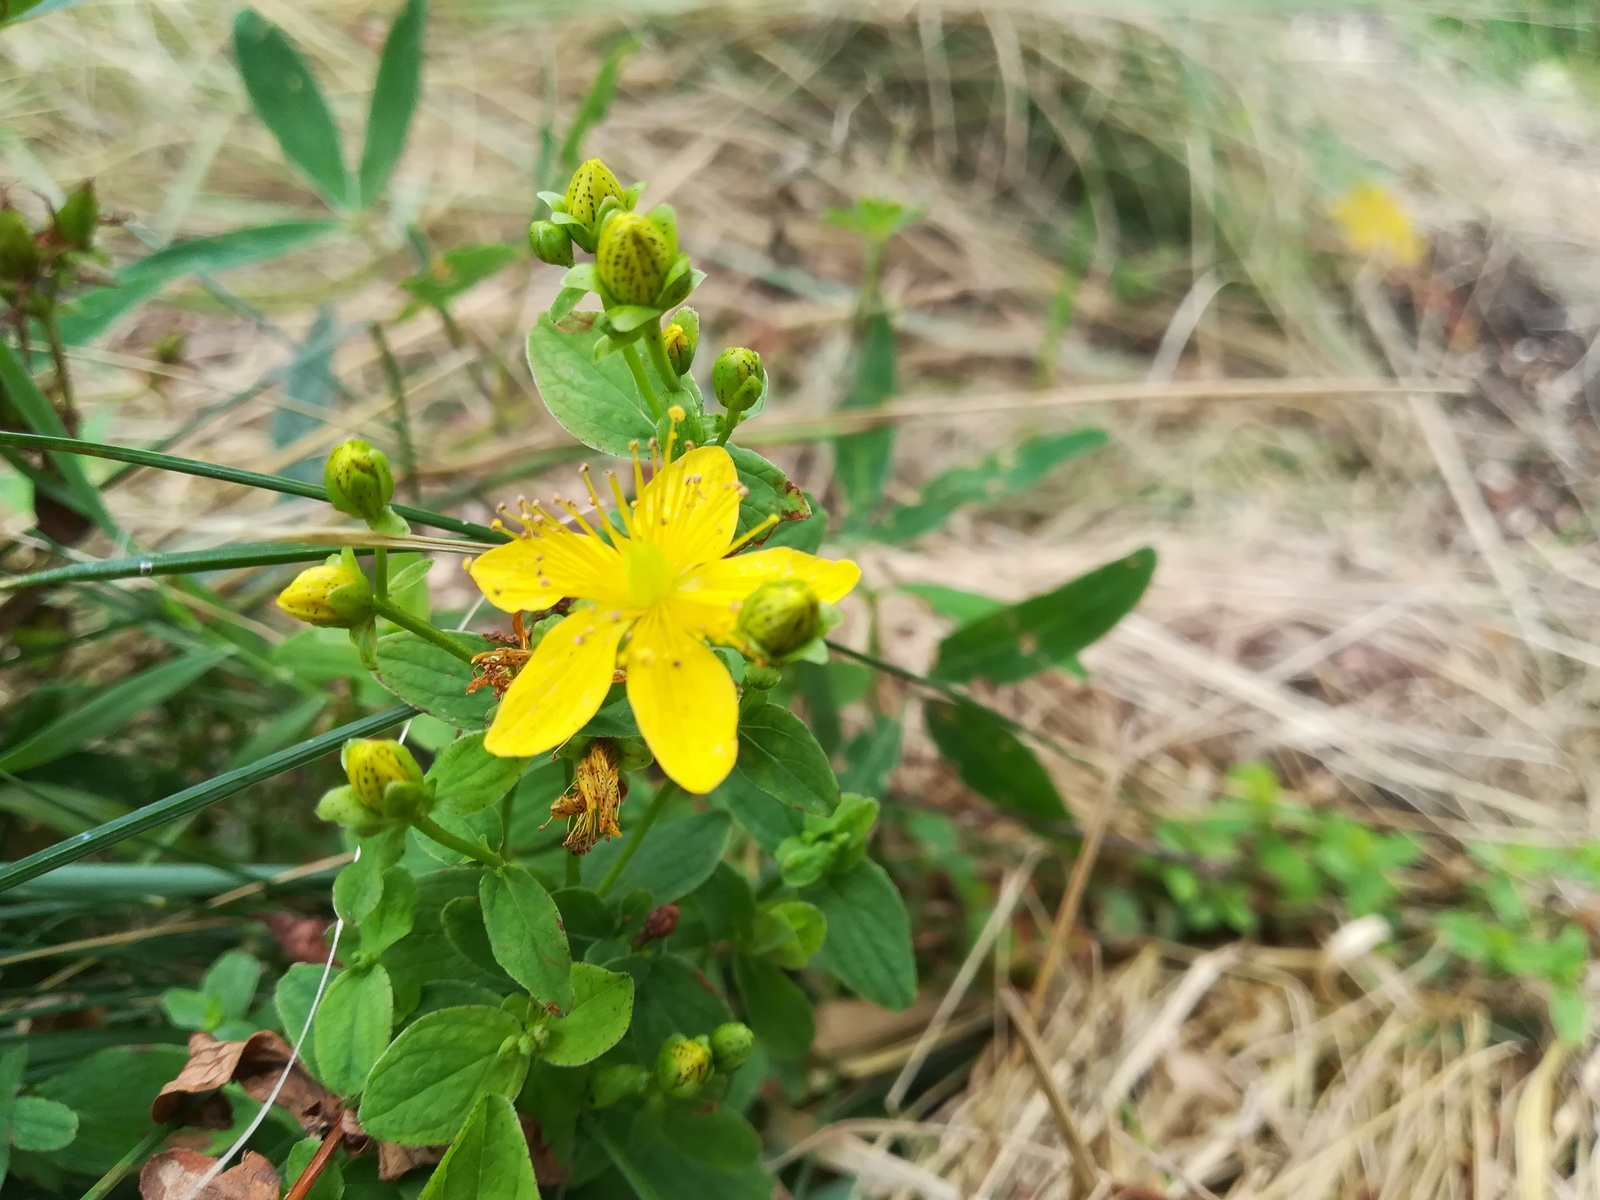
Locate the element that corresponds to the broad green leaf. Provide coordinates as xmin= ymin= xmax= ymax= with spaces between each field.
xmin=686 ymin=862 xmax=755 ymax=945
xmin=732 ymin=952 xmax=813 ymax=1061
xmin=34 ymin=1045 xmax=188 ymax=1173
xmin=931 ymin=547 xmax=1155 ymax=684
xmin=709 ymin=769 xmax=803 ymax=854
xmin=275 ymin=962 xmax=327 ymax=1076
xmin=9 ymin=1095 xmax=78 ymax=1153
xmin=233 ymin=9 xmax=350 ymax=206
xmin=442 ymin=896 xmax=508 ymax=975
xmin=589 ymin=1110 xmax=774 ymax=1200
xmin=0 ymin=648 xmax=230 ymax=773
xmin=525 ymin=315 xmax=656 ymax=455
xmin=620 ymin=953 xmax=733 ymax=1062
xmin=839 ymin=716 xmax=901 ymax=798
xmin=374 ymin=631 xmax=496 ymax=728
xmin=201 ymin=950 xmax=262 ymax=1021
xmin=872 ymin=429 xmax=1106 ymax=544
xmin=0 ymin=341 xmax=113 ymax=530
xmin=899 ymin=583 xmax=1003 ymax=622
xmin=359 ymin=866 xmax=419 ymax=959
xmin=579 ymin=811 xmax=731 ymax=902
xmin=359 ymin=0 xmax=426 ymax=206
xmin=727 ymin=446 xmax=811 ymax=538
xmin=160 ymin=988 xmax=221 ymax=1032
xmin=333 ymin=844 xmax=390 ymax=926
xmin=481 ymin=866 xmax=572 ymax=1009
xmin=751 ymin=899 xmax=826 ymax=969
xmin=359 ymin=1006 xmax=528 ymax=1145
xmin=542 ymin=964 xmax=634 ymax=1066
xmin=430 ymin=733 xmax=527 ymax=815
xmin=735 ymin=705 xmax=837 ymax=815
xmin=833 ymin=312 xmax=896 ymax=528
xmin=58 ymin=222 xmax=338 ymax=346
xmin=660 ymin=1106 xmax=762 ymax=1170
xmin=763 ymin=491 xmax=827 ymax=553
xmin=806 ymin=860 xmax=915 ymax=1011
xmin=419 ymin=1093 xmax=539 ymax=1200
xmin=401 ymin=244 xmax=519 ymax=315
xmin=0 ymin=1045 xmax=24 ymax=1102
xmin=924 ymin=700 xmax=1066 ymax=821
xmin=285 ymin=1137 xmax=345 ymax=1200
xmin=381 ymin=869 xmax=516 ymax=1001
xmin=314 ymin=965 xmax=394 ymax=1096
xmin=1551 ymin=985 xmax=1589 ymax=1043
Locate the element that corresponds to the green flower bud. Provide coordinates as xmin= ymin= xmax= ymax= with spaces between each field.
xmin=709 ymin=1023 xmax=755 ymax=1073
xmin=0 ymin=207 xmax=38 ymax=283
xmin=324 ymin=439 xmax=396 ymax=526
xmin=315 ymin=785 xmax=394 ymax=837
xmin=590 ymin=1063 xmax=650 ymax=1107
xmin=737 ymin=579 xmax=821 ymax=663
xmin=712 ymin=347 xmax=766 ymax=414
xmin=597 ymin=212 xmax=673 ymax=306
xmin=54 ymin=181 xmax=98 ymax=251
xmin=663 ymin=307 xmax=699 ymax=376
xmin=276 ymin=560 xmax=373 ymax=629
xmin=341 ymin=738 xmax=426 ymax=812
xmin=742 ymin=663 xmax=783 ymax=691
xmin=832 ymin=793 xmax=880 ymax=847
xmin=528 ymin=219 xmax=575 ymax=268
xmin=775 ymin=834 xmax=835 ymax=889
xmin=565 ymin=158 xmax=625 ymax=227
xmin=654 ymin=1033 xmax=713 ymax=1100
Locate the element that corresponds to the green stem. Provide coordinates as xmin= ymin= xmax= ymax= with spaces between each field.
xmin=646 ymin=325 xmax=684 ymax=394
xmin=371 ymin=323 xmax=421 ymax=502
xmin=597 ymin=782 xmax=677 ymax=897
xmin=374 ymin=547 xmax=389 ymax=603
xmin=79 ymin=1110 xmax=188 ymax=1200
xmin=372 ymin=599 xmax=476 ymax=664
xmin=40 ymin=294 xmax=77 ymax=431
xmin=621 ymin=342 xmax=663 ymax=420
xmin=857 ymin=241 xmax=886 ymax=327
xmin=413 ymin=814 xmax=506 ymax=870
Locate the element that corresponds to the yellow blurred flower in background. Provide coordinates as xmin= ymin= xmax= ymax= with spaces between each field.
xmin=1330 ymin=182 xmax=1423 ymax=267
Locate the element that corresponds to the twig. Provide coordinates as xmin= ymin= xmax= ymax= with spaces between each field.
xmin=998 ymin=987 xmax=1101 ymax=1197
xmin=284 ymin=1124 xmax=343 ymax=1200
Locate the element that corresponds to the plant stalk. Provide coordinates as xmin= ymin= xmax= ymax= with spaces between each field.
xmin=646 ymin=325 xmax=684 ymax=394
xmin=372 ymin=599 xmax=476 ymax=664
xmin=374 ymin=547 xmax=389 ymax=602
xmin=596 ymin=782 xmax=676 ymax=897
xmin=413 ymin=814 xmax=506 ymax=870
xmin=621 ymin=342 xmax=663 ymax=419
xmin=370 ymin=322 xmax=421 ymax=502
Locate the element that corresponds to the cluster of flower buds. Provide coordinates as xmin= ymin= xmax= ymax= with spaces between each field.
xmin=0 ymin=181 xmax=106 ymax=313
xmin=531 ymin=158 xmax=646 ymax=265
xmin=324 ymin=438 xmax=409 ymax=536
xmin=735 ymin=577 xmax=839 ymax=668
xmin=775 ymin=793 xmax=880 ymax=887
xmin=586 ymin=1021 xmax=754 ymax=1109
xmin=316 ymin=737 xmax=435 ymax=836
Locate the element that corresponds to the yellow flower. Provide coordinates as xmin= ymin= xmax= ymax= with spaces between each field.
xmin=1330 ymin=183 xmax=1422 ymax=267
xmin=467 ymin=437 xmax=859 ymax=794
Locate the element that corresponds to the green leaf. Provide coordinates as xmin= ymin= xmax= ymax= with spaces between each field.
xmin=33 ymin=1045 xmax=188 ymax=1174
xmin=732 ymin=952 xmax=814 ymax=1061
xmin=588 ymin=1112 xmax=773 ymax=1200
xmin=751 ymin=899 xmax=826 ymax=969
xmin=285 ymin=1137 xmax=345 ymax=1200
xmin=727 ymin=446 xmax=812 ymax=538
xmin=688 ymin=863 xmax=755 ymax=945
xmin=839 ymin=716 xmax=901 ymax=799
xmin=558 ymin=36 xmax=637 ymax=170
xmin=0 ymin=0 xmax=93 ymax=31
xmin=0 ymin=1046 xmax=24 ymax=1104
xmin=441 ymin=896 xmax=506 ymax=976
xmin=9 ymin=1096 xmax=78 ymax=1153
xmin=0 ymin=341 xmax=112 ymax=530
xmin=233 ymin=9 xmax=350 ymax=206
xmin=481 ymin=866 xmax=573 ymax=1009
xmin=414 ymin=807 xmax=503 ymax=867
xmin=621 ymin=953 xmax=733 ymax=1062
xmin=872 ymin=429 xmax=1106 ymax=544
xmin=735 ymin=705 xmax=837 ymax=815
xmin=375 ymin=632 xmax=496 ymax=728
xmin=275 ymin=962 xmax=326 ymax=1076
xmin=333 ymin=839 xmax=396 ymax=926
xmin=402 ymin=244 xmax=519 ymax=315
xmin=932 ymin=548 xmax=1156 ymax=684
xmin=709 ymin=768 xmax=803 ymax=854
xmin=359 ymin=1006 xmax=529 ymax=1145
xmin=806 ymin=859 xmax=915 ymax=1011
xmin=359 ymin=0 xmax=426 ymax=206
xmin=525 ymin=315 xmax=657 ymax=455
xmin=314 ymin=965 xmax=395 ymax=1096
xmin=201 ymin=950 xmax=262 ymax=1021
xmin=360 ymin=866 xmax=419 ymax=959
xmin=763 ymin=491 xmax=827 ymax=553
xmin=924 ymin=699 xmax=1066 ymax=821
xmin=898 ymin=583 xmax=1003 ymax=623
xmin=660 ymin=1106 xmax=762 ymax=1170
xmin=579 ymin=811 xmax=731 ymax=902
xmin=542 ymin=963 xmax=634 ymax=1066
xmin=0 ymin=647 xmax=230 ymax=774
xmin=430 ymin=733 xmax=527 ymax=816
xmin=419 ymin=1093 xmax=539 ymax=1200
xmin=58 ymin=222 xmax=339 ymax=346
xmin=833 ymin=312 xmax=896 ymax=528
xmin=1550 ymin=985 xmax=1589 ymax=1043
xmin=160 ymin=988 xmax=221 ymax=1032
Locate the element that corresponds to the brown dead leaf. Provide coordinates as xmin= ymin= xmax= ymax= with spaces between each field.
xmin=519 ymin=1114 xmax=570 ymax=1186
xmin=378 ymin=1140 xmax=446 ymax=1182
xmin=139 ymin=1148 xmax=279 ymax=1200
xmin=260 ymin=911 xmax=334 ymax=965
xmin=151 ymin=1033 xmax=249 ymax=1128
xmin=151 ymin=1031 xmax=340 ymax=1135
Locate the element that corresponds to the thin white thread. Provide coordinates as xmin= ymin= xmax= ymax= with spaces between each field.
xmin=182 ymin=591 xmax=490 ymax=1193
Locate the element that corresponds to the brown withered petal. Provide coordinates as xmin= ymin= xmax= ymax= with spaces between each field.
xmin=139 ymin=1148 xmax=279 ymax=1200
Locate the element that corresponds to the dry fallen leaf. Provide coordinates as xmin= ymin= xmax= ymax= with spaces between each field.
xmin=139 ymin=1148 xmax=279 ymax=1200
xmin=152 ymin=1031 xmax=339 ymax=1135
xmin=378 ymin=1139 xmax=446 ymax=1182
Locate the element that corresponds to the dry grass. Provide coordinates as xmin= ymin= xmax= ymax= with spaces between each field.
xmin=4 ymin=1 xmax=1600 ymax=1195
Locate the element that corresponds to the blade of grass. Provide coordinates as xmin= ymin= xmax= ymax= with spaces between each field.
xmin=0 ymin=705 xmax=415 ymax=894
xmin=0 ymin=431 xmax=502 ymax=540
xmin=0 ymin=342 xmax=115 ymax=532
xmin=0 ymin=543 xmax=368 ymax=591
xmin=232 ymin=10 xmax=350 ymax=207
xmin=358 ymin=0 xmax=426 ymax=207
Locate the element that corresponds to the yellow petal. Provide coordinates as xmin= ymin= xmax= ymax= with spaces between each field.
xmin=469 ymin=522 xmax=628 ymax=613
xmin=632 ymin=445 xmax=741 ymax=572
xmin=674 ymin=548 xmax=861 ymax=640
xmin=484 ymin=608 xmax=630 ymax=757
xmin=625 ymin=605 xmax=738 ymax=794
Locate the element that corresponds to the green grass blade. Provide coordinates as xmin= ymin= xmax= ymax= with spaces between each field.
xmin=232 ymin=10 xmax=350 ymax=207
xmin=359 ymin=0 xmax=426 ymax=207
xmin=0 ymin=705 xmax=416 ymax=894
xmin=0 ymin=342 xmax=114 ymax=532
xmin=0 ymin=543 xmax=360 ymax=591
xmin=0 ymin=0 xmax=89 ymax=30
xmin=0 ymin=647 xmax=233 ymax=774
xmin=0 ymin=431 xmax=502 ymax=540
xmin=58 ymin=221 xmax=338 ymax=347
xmin=558 ymin=36 xmax=638 ymax=172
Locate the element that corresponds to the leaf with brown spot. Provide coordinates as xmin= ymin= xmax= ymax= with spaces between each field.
xmin=139 ymin=1148 xmax=279 ymax=1200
